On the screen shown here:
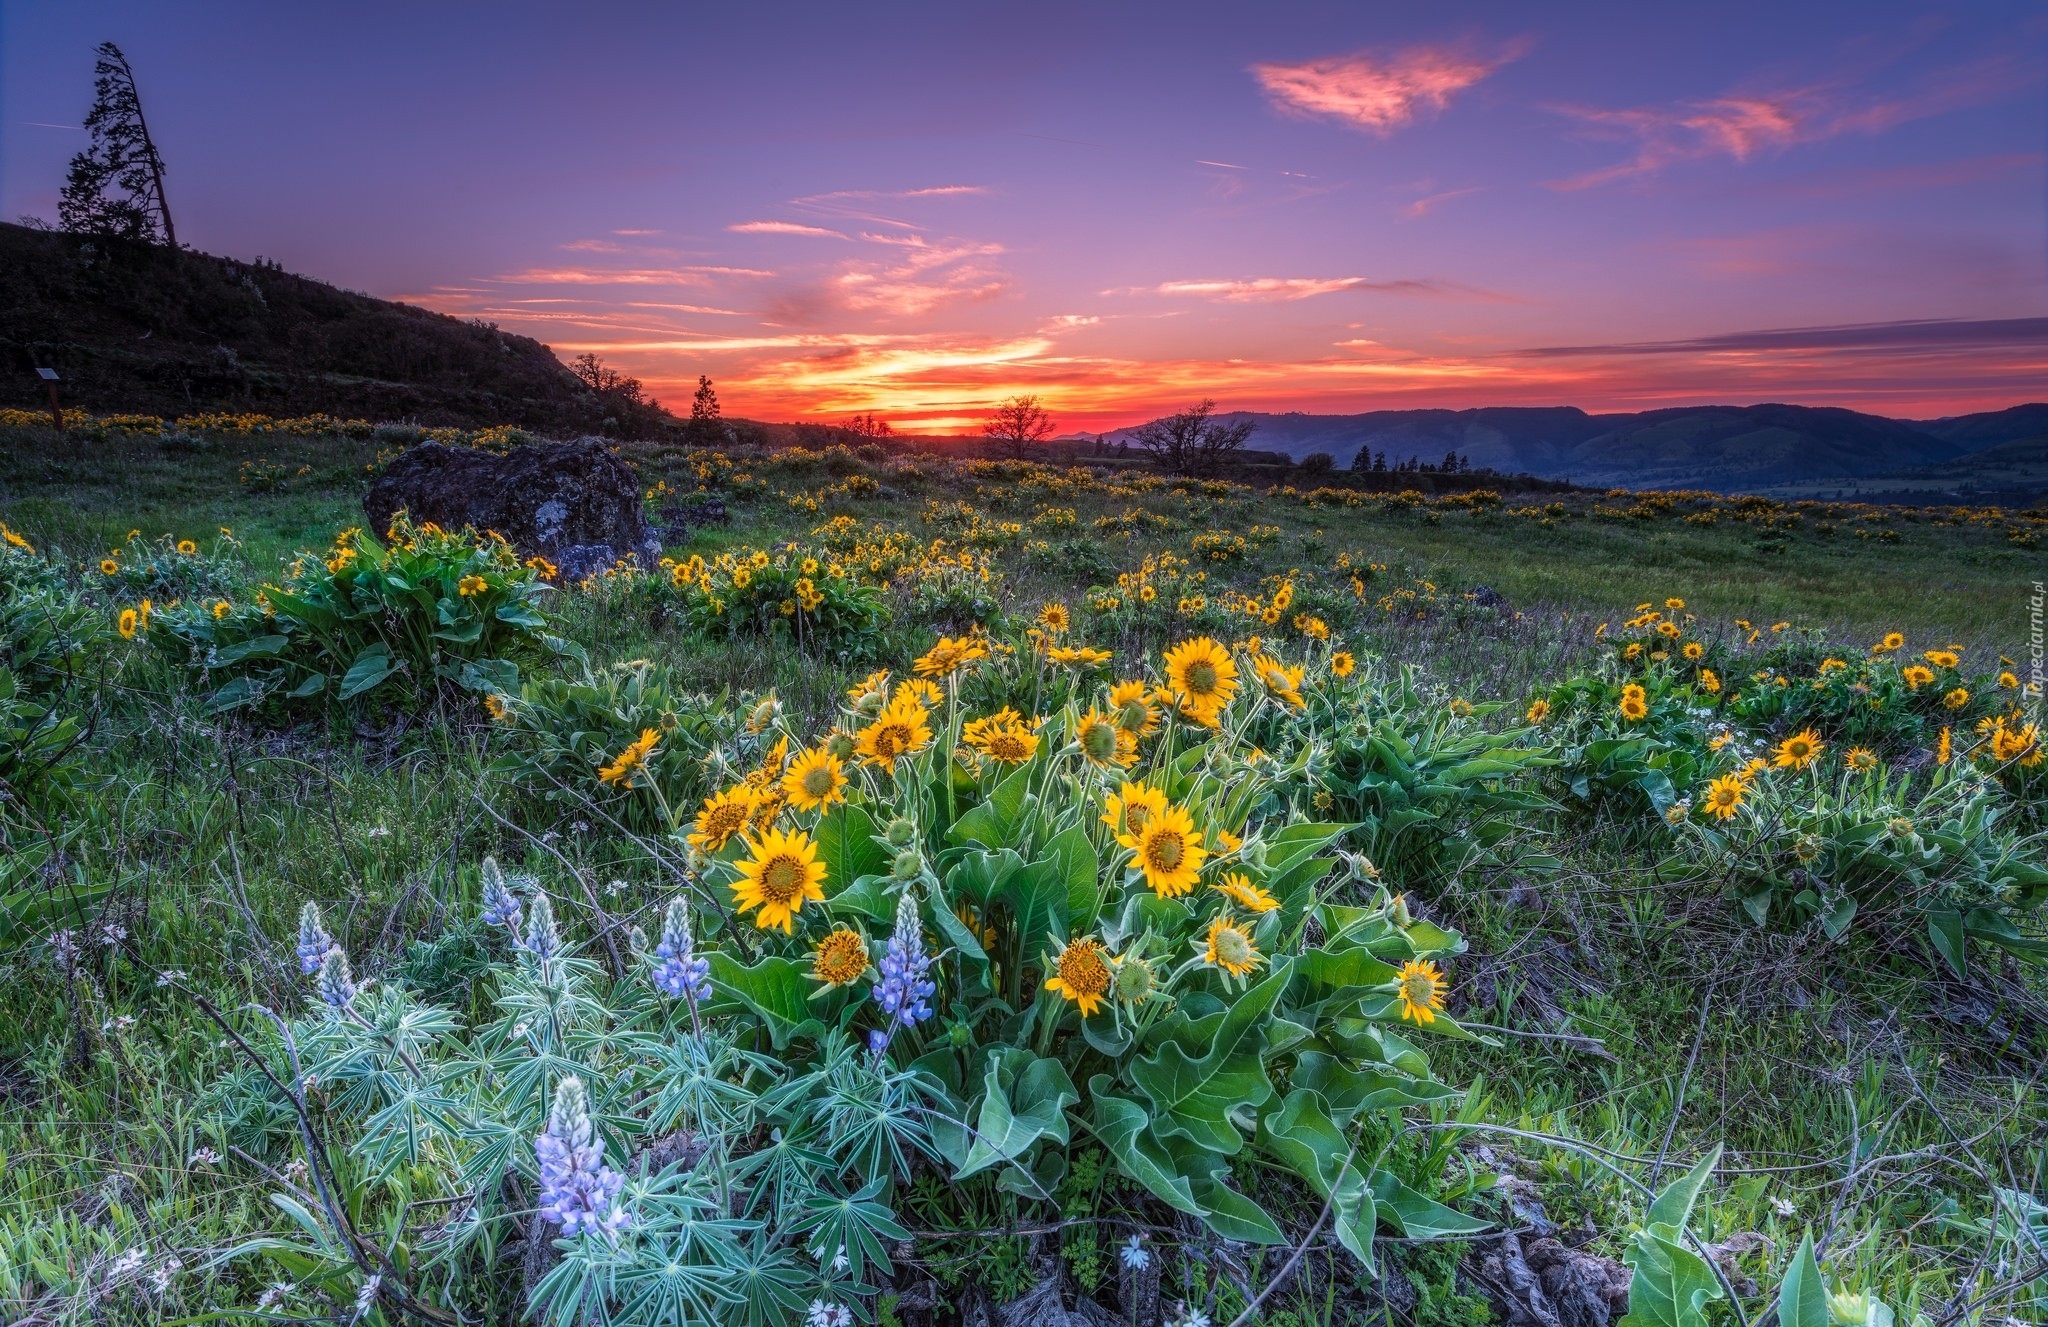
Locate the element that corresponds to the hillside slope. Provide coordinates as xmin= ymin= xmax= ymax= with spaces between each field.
xmin=1108 ymin=402 xmax=2038 ymax=492
xmin=0 ymin=222 xmax=638 ymax=431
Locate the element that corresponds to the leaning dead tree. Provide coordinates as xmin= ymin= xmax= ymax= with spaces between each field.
xmin=59 ymin=42 xmax=177 ymax=245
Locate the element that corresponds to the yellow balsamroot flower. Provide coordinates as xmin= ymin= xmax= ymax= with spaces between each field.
xmin=1213 ymin=826 xmax=1243 ymax=855
xmin=1075 ymin=708 xmax=1139 ymax=769
xmin=971 ymin=715 xmax=1040 ymax=766
xmin=1874 ymin=631 xmax=1905 ymax=653
xmin=1212 ymin=873 xmax=1279 ymax=914
xmin=1936 ymin=726 xmax=1952 ymax=765
xmin=687 ymin=785 xmax=758 ymax=854
xmin=457 ymin=574 xmax=487 ymax=597
xmin=1047 ymin=644 xmax=1113 ymax=666
xmin=1664 ymin=597 xmax=1685 ymax=611
xmin=1449 ymin=698 xmax=1474 ymax=717
xmin=782 ymin=747 xmax=847 ymax=812
xmin=1999 ymin=671 xmax=2020 ymax=688
xmin=1331 ymin=651 xmax=1356 ymax=678
xmin=1901 ymin=665 xmax=1934 ymax=690
xmin=1125 ymin=802 xmax=1206 ymax=898
xmin=1618 ymin=684 xmax=1648 ymax=722
xmin=731 ymin=565 xmax=752 ymax=589
xmin=1845 ymin=747 xmax=1879 ymax=772
xmin=1394 ymin=959 xmax=1447 ymax=1025
xmin=1923 ymin=649 xmax=1960 ymax=668
xmin=1107 ymin=680 xmax=1161 ymax=737
xmin=1161 ymin=636 xmax=1239 ymax=725
xmin=176 ymin=539 xmax=197 ymax=555
xmin=1102 ymin=781 xmax=1169 ymax=842
xmin=1526 ymin=698 xmax=1551 ymax=724
xmin=1701 ymin=774 xmax=1745 ymax=819
xmin=1251 ymin=653 xmax=1306 ymax=710
xmin=1991 ymin=722 xmax=2042 ymax=767
xmin=99 ymin=558 xmax=120 ymax=576
xmin=598 ymin=728 xmax=661 ymax=788
xmin=1656 ymin=620 xmax=1681 ymax=640
xmin=1 ymin=525 xmax=32 ymax=553
xmin=1623 ymin=643 xmax=1643 ymax=661
xmin=1045 ymin=935 xmax=1111 ymax=1016
xmin=914 ymin=633 xmax=988 ymax=678
xmin=1942 ymin=687 xmax=1969 ymax=710
xmin=1201 ymin=914 xmax=1265 ymax=982
xmin=892 ymin=678 xmax=943 ymax=709
xmin=484 ymin=693 xmax=509 ymax=721
xmin=854 ymin=697 xmax=934 ymax=774
xmin=1682 ymin=642 xmax=1704 ymax=661
xmin=810 ymin=928 xmax=869 ymax=987
xmin=118 ymin=607 xmax=139 ymax=639
xmin=1700 ymin=669 xmax=1722 ymax=695
xmin=1037 ymin=602 xmax=1070 ymax=633
xmin=730 ymin=825 xmax=829 ymax=933
xmin=1772 ymin=728 xmax=1825 ymax=770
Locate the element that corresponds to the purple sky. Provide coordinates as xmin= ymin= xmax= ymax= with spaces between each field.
xmin=4 ymin=1 xmax=2044 ymax=431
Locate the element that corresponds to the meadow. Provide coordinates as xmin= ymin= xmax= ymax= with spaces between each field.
xmin=0 ymin=413 xmax=2044 ymax=1327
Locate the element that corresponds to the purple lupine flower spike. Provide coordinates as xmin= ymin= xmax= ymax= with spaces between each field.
xmin=535 ymin=1076 xmax=630 ymax=1239
xmin=317 ymin=947 xmax=358 ymax=1008
xmin=869 ymin=889 xmax=935 ymax=1050
xmin=522 ymin=892 xmax=561 ymax=961
xmin=651 ymin=899 xmax=710 ymax=1002
xmin=480 ymin=859 xmax=523 ymax=932
xmin=296 ymin=902 xmax=333 ymax=976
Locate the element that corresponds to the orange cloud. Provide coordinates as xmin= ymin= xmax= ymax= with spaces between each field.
xmin=492 ymin=265 xmax=775 ymax=285
xmin=1251 ymin=40 xmax=1526 ymax=135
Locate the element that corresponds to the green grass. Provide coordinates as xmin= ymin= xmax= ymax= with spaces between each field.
xmin=1 ymin=423 xmax=2045 ymax=1325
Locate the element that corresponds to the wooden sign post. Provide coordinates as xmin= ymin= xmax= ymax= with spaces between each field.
xmin=36 ymin=367 xmax=64 ymax=433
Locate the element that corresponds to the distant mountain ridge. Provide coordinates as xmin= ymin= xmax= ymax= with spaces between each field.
xmin=1100 ymin=402 xmax=2047 ymax=494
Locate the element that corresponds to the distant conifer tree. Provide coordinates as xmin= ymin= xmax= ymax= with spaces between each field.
xmin=59 ymin=43 xmax=176 ymax=245
xmin=686 ymin=375 xmax=726 ymax=444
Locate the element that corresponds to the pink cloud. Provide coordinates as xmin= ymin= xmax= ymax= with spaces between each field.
xmin=729 ymin=220 xmax=848 ymax=238
xmin=1549 ymin=52 xmax=2041 ymax=188
xmin=1113 ymin=276 xmax=1524 ymax=303
xmin=1251 ymin=40 xmax=1526 ymax=135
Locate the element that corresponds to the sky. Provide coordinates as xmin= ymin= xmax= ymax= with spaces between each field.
xmin=3 ymin=1 xmax=2045 ymax=433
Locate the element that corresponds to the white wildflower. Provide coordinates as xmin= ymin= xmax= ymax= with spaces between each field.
xmin=368 ymin=826 xmax=390 ymax=838
xmin=189 ymin=1146 xmax=222 ymax=1167
xmin=353 ymin=1273 xmax=381 ymax=1321
xmin=107 ymin=1246 xmax=146 ymax=1280
xmin=156 ymin=970 xmax=186 ymax=987
xmin=1769 ymin=1195 xmax=1795 ymax=1217
xmin=256 ymin=1281 xmax=295 ymax=1310
xmin=1120 ymin=1233 xmax=1151 ymax=1269
xmin=807 ymin=1301 xmax=854 ymax=1327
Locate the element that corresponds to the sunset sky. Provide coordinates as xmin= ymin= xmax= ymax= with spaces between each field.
xmin=3 ymin=1 xmax=2044 ymax=432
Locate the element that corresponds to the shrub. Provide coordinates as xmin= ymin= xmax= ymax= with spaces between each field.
xmin=221 ymin=631 xmax=1495 ymax=1324
xmin=1681 ymin=760 xmax=2048 ymax=973
xmin=150 ymin=517 xmax=558 ymax=713
xmin=666 ymin=546 xmax=891 ymax=655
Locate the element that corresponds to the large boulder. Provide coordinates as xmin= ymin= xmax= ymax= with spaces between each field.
xmin=362 ymin=439 xmax=659 ymax=570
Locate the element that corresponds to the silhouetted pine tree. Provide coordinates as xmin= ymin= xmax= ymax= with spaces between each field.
xmin=59 ymin=43 xmax=176 ymax=244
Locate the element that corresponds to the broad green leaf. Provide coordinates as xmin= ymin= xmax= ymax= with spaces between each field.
xmin=704 ymin=953 xmax=818 ymax=1049
xmin=1646 ymin=1146 xmax=1721 ymax=1236
xmin=338 ymin=647 xmax=395 ymax=699
xmin=1366 ymin=1168 xmax=1489 ymax=1238
xmin=1619 ymin=1230 xmax=1723 ymax=1327
xmin=950 ymin=1048 xmax=1078 ymax=1181
xmin=1130 ymin=959 xmax=1290 ymax=1154
xmin=1259 ymin=1089 xmax=1376 ymax=1262
xmin=1778 ymin=1232 xmax=1829 ymax=1327
xmin=1088 ymin=1084 xmax=1200 ymax=1216
xmin=817 ymin=803 xmax=889 ymax=892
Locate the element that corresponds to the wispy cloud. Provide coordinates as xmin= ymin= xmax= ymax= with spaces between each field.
xmin=1111 ymin=276 xmax=1523 ymax=303
xmin=1548 ymin=51 xmax=2041 ymax=188
xmin=489 ymin=265 xmax=776 ymax=286
xmin=729 ymin=220 xmax=848 ymax=238
xmin=1251 ymin=39 xmax=1527 ymax=135
xmin=1516 ymin=316 xmax=2048 ymax=358
xmin=1404 ymin=186 xmax=1483 ymax=218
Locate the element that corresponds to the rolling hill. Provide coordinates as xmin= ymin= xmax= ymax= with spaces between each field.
xmin=0 ymin=222 xmax=653 ymax=432
xmin=1102 ymin=402 xmax=2044 ymax=494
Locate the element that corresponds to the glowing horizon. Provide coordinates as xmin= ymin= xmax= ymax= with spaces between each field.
xmin=3 ymin=3 xmax=2043 ymax=434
